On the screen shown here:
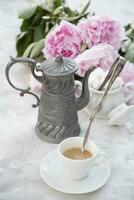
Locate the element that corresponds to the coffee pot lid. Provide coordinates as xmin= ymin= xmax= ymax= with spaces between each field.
xmin=38 ymin=57 xmax=77 ymax=76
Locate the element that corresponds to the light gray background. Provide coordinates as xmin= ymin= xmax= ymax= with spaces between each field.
xmin=0 ymin=1 xmax=134 ymax=200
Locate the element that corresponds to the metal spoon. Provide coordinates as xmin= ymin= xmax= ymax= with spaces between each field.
xmin=81 ymin=56 xmax=126 ymax=153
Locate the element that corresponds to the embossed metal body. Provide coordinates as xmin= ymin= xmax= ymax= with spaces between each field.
xmin=5 ymin=56 xmax=94 ymax=143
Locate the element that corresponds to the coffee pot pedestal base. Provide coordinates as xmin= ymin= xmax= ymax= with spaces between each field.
xmin=35 ymin=122 xmax=81 ymax=144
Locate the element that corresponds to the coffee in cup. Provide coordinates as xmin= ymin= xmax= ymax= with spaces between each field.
xmin=63 ymin=147 xmax=92 ymax=160
xmin=58 ymin=137 xmax=106 ymax=180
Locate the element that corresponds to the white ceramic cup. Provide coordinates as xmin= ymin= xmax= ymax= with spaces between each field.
xmin=88 ymin=84 xmax=125 ymax=117
xmin=58 ymin=137 xmax=106 ymax=180
xmin=87 ymin=82 xmax=134 ymax=117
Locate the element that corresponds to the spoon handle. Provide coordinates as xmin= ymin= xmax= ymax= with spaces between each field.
xmin=99 ymin=56 xmax=120 ymax=91
xmin=82 ymin=106 xmax=100 ymax=151
xmin=82 ymin=57 xmax=126 ymax=151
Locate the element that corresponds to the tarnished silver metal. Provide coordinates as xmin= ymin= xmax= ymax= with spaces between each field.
xmin=5 ymin=56 xmax=42 ymax=107
xmin=5 ymin=56 xmax=95 ymax=143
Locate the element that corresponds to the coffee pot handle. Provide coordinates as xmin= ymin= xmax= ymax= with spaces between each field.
xmin=5 ymin=56 xmax=42 ymax=108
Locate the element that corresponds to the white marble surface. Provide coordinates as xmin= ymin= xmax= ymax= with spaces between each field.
xmin=0 ymin=0 xmax=134 ymax=199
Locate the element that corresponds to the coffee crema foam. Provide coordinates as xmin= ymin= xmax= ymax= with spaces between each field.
xmin=63 ymin=147 xmax=92 ymax=160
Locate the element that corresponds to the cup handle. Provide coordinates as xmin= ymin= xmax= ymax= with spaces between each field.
xmin=93 ymin=150 xmax=107 ymax=167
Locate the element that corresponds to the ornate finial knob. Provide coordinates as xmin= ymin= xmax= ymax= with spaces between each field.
xmin=36 ymin=62 xmax=42 ymax=71
xmin=55 ymin=57 xmax=63 ymax=63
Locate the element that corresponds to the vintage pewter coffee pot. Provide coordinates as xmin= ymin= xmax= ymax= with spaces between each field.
xmin=5 ymin=56 xmax=94 ymax=143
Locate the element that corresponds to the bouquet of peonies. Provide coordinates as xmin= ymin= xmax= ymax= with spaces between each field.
xmin=42 ymin=15 xmax=132 ymax=78
xmin=17 ymin=1 xmax=134 ymax=103
xmin=16 ymin=0 xmax=90 ymax=58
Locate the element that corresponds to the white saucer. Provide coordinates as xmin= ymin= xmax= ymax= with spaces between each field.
xmin=40 ymin=150 xmax=110 ymax=194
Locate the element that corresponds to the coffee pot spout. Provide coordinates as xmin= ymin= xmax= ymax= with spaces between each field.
xmin=76 ymin=67 xmax=95 ymax=111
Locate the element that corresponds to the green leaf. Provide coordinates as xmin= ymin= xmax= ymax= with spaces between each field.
xmin=126 ymin=29 xmax=134 ymax=38
xmin=20 ymin=18 xmax=33 ymax=31
xmin=23 ymin=42 xmax=36 ymax=57
xmin=30 ymin=39 xmax=45 ymax=58
xmin=125 ymin=49 xmax=134 ymax=63
xmin=32 ymin=7 xmax=46 ymax=26
xmin=54 ymin=0 xmax=62 ymax=8
xmin=44 ymin=22 xmax=50 ymax=34
xmin=130 ymin=23 xmax=134 ymax=30
xmin=16 ymin=35 xmax=26 ymax=56
xmin=64 ymin=7 xmax=75 ymax=16
xmin=16 ymin=32 xmax=33 ymax=56
xmin=18 ymin=6 xmax=37 ymax=19
xmin=80 ymin=0 xmax=90 ymax=14
xmin=121 ymin=38 xmax=132 ymax=52
xmin=125 ymin=43 xmax=134 ymax=62
xmin=127 ymin=43 xmax=134 ymax=52
xmin=53 ymin=6 xmax=63 ymax=15
xmin=46 ymin=23 xmax=58 ymax=34
xmin=34 ymin=54 xmax=44 ymax=62
xmin=62 ymin=12 xmax=89 ymax=22
xmin=34 ymin=23 xmax=45 ymax=41
xmin=42 ymin=16 xmax=51 ymax=20
xmin=61 ymin=16 xmax=78 ymax=21
xmin=16 ymin=32 xmax=27 ymax=41
xmin=40 ymin=1 xmax=54 ymax=12
xmin=125 ymin=24 xmax=131 ymax=31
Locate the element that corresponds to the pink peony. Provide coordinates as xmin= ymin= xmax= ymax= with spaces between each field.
xmin=75 ymin=44 xmax=118 ymax=77
xmin=78 ymin=15 xmax=123 ymax=50
xmin=43 ymin=20 xmax=83 ymax=58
